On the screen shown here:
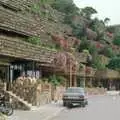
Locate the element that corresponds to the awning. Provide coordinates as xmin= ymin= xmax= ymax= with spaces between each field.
xmin=0 ymin=61 xmax=10 ymax=66
xmin=95 ymin=69 xmax=120 ymax=79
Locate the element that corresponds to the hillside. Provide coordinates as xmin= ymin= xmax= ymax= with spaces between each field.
xmin=1 ymin=0 xmax=119 ymax=70
xmin=0 ymin=0 xmax=120 ymax=82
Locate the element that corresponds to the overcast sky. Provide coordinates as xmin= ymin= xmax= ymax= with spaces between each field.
xmin=74 ymin=0 xmax=120 ymax=25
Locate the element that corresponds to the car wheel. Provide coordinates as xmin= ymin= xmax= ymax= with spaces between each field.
xmin=63 ymin=101 xmax=66 ymax=106
xmin=86 ymin=101 xmax=88 ymax=105
xmin=81 ymin=102 xmax=85 ymax=107
xmin=67 ymin=103 xmax=73 ymax=108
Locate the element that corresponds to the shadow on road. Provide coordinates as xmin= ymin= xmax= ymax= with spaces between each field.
xmin=66 ymin=104 xmax=86 ymax=109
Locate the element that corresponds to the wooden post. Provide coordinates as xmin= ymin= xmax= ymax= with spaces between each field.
xmin=35 ymin=62 xmax=37 ymax=78
xmin=70 ymin=60 xmax=72 ymax=87
xmin=32 ymin=61 xmax=35 ymax=77
xmin=89 ymin=77 xmax=93 ymax=88
xmin=84 ymin=65 xmax=86 ymax=89
xmin=24 ymin=63 xmax=27 ymax=76
xmin=10 ymin=65 xmax=13 ymax=84
xmin=74 ymin=75 xmax=77 ymax=87
xmin=5 ymin=66 xmax=9 ymax=91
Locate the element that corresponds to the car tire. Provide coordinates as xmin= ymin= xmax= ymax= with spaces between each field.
xmin=63 ymin=101 xmax=66 ymax=106
xmin=86 ymin=101 xmax=88 ymax=105
xmin=81 ymin=102 xmax=85 ymax=107
xmin=67 ymin=103 xmax=73 ymax=108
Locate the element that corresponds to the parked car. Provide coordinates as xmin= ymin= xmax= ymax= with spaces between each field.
xmin=63 ymin=87 xmax=88 ymax=107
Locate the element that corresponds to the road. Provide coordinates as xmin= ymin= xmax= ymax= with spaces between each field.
xmin=8 ymin=95 xmax=120 ymax=120
xmin=52 ymin=95 xmax=120 ymax=120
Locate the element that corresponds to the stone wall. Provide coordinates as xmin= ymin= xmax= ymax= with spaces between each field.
xmin=11 ymin=80 xmax=52 ymax=107
xmin=54 ymin=86 xmax=66 ymax=101
xmin=86 ymin=87 xmax=107 ymax=95
xmin=9 ymin=78 xmax=67 ymax=110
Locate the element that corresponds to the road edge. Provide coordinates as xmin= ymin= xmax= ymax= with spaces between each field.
xmin=43 ymin=107 xmax=65 ymax=120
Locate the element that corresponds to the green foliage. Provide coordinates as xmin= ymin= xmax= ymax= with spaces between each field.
xmin=48 ymin=74 xmax=65 ymax=86
xmin=31 ymin=0 xmax=53 ymax=16
xmin=106 ymin=26 xmax=115 ymax=33
xmin=64 ymin=14 xmax=73 ymax=24
xmin=88 ymin=44 xmax=98 ymax=55
xmin=113 ymin=36 xmax=120 ymax=46
xmin=92 ymin=55 xmax=106 ymax=70
xmin=80 ymin=7 xmax=97 ymax=19
xmin=72 ymin=23 xmax=85 ymax=39
xmin=77 ymin=40 xmax=89 ymax=52
xmin=26 ymin=36 xmax=41 ymax=45
xmin=100 ymin=47 xmax=115 ymax=58
xmin=90 ymin=18 xmax=105 ymax=40
xmin=31 ymin=4 xmax=40 ymax=13
xmin=77 ymin=40 xmax=97 ymax=55
xmin=104 ymin=17 xmax=110 ymax=25
xmin=25 ymin=36 xmax=59 ymax=51
xmin=52 ymin=0 xmax=79 ymax=15
xmin=107 ymin=57 xmax=120 ymax=70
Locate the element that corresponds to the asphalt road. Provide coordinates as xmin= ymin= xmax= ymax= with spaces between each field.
xmin=52 ymin=95 xmax=120 ymax=120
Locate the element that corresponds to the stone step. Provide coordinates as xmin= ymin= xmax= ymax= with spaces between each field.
xmin=3 ymin=90 xmax=33 ymax=110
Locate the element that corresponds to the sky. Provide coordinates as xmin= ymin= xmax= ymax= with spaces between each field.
xmin=74 ymin=0 xmax=120 ymax=25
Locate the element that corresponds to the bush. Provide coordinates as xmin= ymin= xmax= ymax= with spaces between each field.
xmin=72 ymin=23 xmax=85 ymax=39
xmin=77 ymin=40 xmax=90 ymax=52
xmin=107 ymin=57 xmax=120 ymax=70
xmin=113 ymin=36 xmax=120 ymax=46
xmin=48 ymin=74 xmax=65 ymax=86
xmin=77 ymin=40 xmax=97 ymax=56
xmin=100 ymin=47 xmax=115 ymax=58
xmin=52 ymin=0 xmax=79 ymax=15
xmin=26 ymin=36 xmax=41 ymax=45
xmin=92 ymin=55 xmax=106 ymax=70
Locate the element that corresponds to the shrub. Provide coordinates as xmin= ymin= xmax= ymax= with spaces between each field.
xmin=48 ymin=74 xmax=65 ymax=86
xmin=72 ymin=23 xmax=85 ymax=39
xmin=77 ymin=40 xmax=90 ymax=52
xmin=107 ymin=57 xmax=120 ymax=70
xmin=100 ymin=47 xmax=115 ymax=58
xmin=26 ymin=36 xmax=41 ymax=45
xmin=52 ymin=0 xmax=79 ymax=15
xmin=92 ymin=55 xmax=106 ymax=70
xmin=113 ymin=36 xmax=120 ymax=46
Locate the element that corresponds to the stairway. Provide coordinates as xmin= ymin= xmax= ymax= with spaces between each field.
xmin=3 ymin=90 xmax=34 ymax=110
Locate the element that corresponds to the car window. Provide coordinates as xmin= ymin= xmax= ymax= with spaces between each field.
xmin=66 ymin=88 xmax=84 ymax=93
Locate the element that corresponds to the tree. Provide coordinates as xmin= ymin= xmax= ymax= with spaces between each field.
xmin=52 ymin=0 xmax=79 ymax=15
xmin=48 ymin=74 xmax=65 ymax=86
xmin=90 ymin=18 xmax=106 ymax=40
xmin=106 ymin=26 xmax=115 ymax=33
xmin=72 ymin=23 xmax=86 ymax=39
xmin=92 ymin=55 xmax=106 ymax=70
xmin=100 ymin=47 xmax=115 ymax=58
xmin=107 ymin=57 xmax=120 ymax=70
xmin=104 ymin=17 xmax=110 ymax=26
xmin=113 ymin=36 xmax=120 ymax=46
xmin=77 ymin=40 xmax=90 ymax=52
xmin=80 ymin=7 xmax=97 ymax=19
